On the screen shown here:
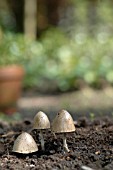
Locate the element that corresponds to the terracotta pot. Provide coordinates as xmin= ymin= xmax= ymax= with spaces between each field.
xmin=0 ymin=65 xmax=24 ymax=114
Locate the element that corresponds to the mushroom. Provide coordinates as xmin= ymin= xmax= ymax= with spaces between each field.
xmin=13 ymin=132 xmax=38 ymax=154
xmin=51 ymin=109 xmax=75 ymax=152
xmin=33 ymin=111 xmax=50 ymax=151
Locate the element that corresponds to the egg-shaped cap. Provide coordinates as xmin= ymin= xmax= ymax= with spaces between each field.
xmin=52 ymin=109 xmax=75 ymax=133
xmin=33 ymin=111 xmax=50 ymax=130
xmin=13 ymin=132 xmax=38 ymax=154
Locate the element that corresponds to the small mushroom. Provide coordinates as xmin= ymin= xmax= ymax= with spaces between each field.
xmin=13 ymin=132 xmax=38 ymax=154
xmin=51 ymin=109 xmax=75 ymax=152
xmin=33 ymin=111 xmax=50 ymax=151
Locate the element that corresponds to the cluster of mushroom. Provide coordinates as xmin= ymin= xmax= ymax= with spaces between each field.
xmin=13 ymin=109 xmax=75 ymax=154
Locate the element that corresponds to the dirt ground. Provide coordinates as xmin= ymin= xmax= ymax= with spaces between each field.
xmin=0 ymin=116 xmax=113 ymax=170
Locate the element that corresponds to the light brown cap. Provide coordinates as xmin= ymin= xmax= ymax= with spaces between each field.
xmin=33 ymin=111 xmax=50 ymax=130
xmin=13 ymin=132 xmax=38 ymax=154
xmin=51 ymin=109 xmax=75 ymax=133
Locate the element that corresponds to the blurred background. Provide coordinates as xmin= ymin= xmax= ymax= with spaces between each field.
xmin=0 ymin=0 xmax=113 ymax=120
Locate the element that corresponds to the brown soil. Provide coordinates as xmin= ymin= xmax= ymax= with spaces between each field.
xmin=0 ymin=117 xmax=113 ymax=170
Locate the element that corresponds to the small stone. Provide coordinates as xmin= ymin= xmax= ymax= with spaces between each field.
xmin=95 ymin=151 xmax=100 ymax=155
xmin=30 ymin=164 xmax=35 ymax=168
xmin=49 ymin=150 xmax=55 ymax=154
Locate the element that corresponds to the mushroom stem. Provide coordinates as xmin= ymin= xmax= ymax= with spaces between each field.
xmin=63 ymin=133 xmax=70 ymax=152
xmin=39 ymin=130 xmax=45 ymax=151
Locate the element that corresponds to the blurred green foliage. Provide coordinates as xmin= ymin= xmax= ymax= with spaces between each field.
xmin=0 ymin=10 xmax=16 ymax=32
xmin=0 ymin=0 xmax=113 ymax=92
xmin=0 ymin=32 xmax=31 ymax=66
xmin=1 ymin=27 xmax=113 ymax=92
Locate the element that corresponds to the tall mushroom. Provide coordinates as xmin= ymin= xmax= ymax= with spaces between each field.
xmin=13 ymin=132 xmax=38 ymax=154
xmin=51 ymin=109 xmax=75 ymax=152
xmin=33 ymin=111 xmax=50 ymax=151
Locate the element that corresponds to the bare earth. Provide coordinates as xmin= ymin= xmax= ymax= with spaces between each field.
xmin=0 ymin=117 xmax=113 ymax=170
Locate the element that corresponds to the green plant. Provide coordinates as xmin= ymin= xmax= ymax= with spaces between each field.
xmin=23 ymin=28 xmax=113 ymax=91
xmin=0 ymin=31 xmax=32 ymax=66
xmin=90 ymin=113 xmax=95 ymax=121
xmin=1 ymin=27 xmax=113 ymax=92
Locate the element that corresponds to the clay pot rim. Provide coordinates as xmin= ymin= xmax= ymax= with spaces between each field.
xmin=0 ymin=65 xmax=25 ymax=81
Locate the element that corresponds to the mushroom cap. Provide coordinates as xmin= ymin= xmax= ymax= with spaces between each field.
xmin=13 ymin=132 xmax=38 ymax=154
xmin=51 ymin=109 xmax=75 ymax=133
xmin=33 ymin=111 xmax=50 ymax=130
